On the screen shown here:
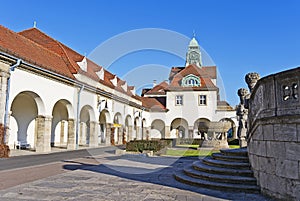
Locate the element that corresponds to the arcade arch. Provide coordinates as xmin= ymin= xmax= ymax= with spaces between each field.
xmin=170 ymin=118 xmax=188 ymax=138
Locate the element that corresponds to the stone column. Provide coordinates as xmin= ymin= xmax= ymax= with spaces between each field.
xmin=35 ymin=115 xmax=52 ymax=153
xmin=0 ymin=70 xmax=9 ymax=125
xmin=128 ymin=125 xmax=133 ymax=141
xmin=44 ymin=116 xmax=52 ymax=151
xmin=0 ymin=123 xmax=9 ymax=157
xmin=111 ymin=127 xmax=115 ymax=145
xmin=136 ymin=126 xmax=141 ymax=140
xmin=105 ymin=123 xmax=111 ymax=146
xmin=67 ymin=119 xmax=75 ymax=150
xmin=60 ymin=120 xmax=66 ymax=146
xmin=142 ymin=126 xmax=147 ymax=140
xmin=0 ymin=71 xmax=10 ymax=152
xmin=164 ymin=126 xmax=170 ymax=138
xmin=188 ymin=127 xmax=194 ymax=138
xmin=89 ymin=121 xmax=98 ymax=147
xmin=118 ymin=126 xmax=123 ymax=144
xmin=79 ymin=122 xmax=86 ymax=145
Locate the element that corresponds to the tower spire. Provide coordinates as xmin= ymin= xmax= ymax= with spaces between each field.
xmin=185 ymin=35 xmax=202 ymax=67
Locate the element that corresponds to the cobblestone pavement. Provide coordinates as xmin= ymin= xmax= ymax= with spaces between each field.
xmin=0 ymin=153 xmax=273 ymax=201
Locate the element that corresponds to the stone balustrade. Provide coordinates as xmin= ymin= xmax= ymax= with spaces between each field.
xmin=247 ymin=67 xmax=300 ymax=200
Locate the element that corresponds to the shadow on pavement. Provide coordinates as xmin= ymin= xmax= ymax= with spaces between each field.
xmin=62 ymin=155 xmax=271 ymax=200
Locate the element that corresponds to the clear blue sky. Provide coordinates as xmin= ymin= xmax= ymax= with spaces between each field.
xmin=1 ymin=0 xmax=299 ymax=105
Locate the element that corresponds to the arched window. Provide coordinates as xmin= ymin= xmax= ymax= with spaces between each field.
xmin=181 ymin=74 xmax=201 ymax=87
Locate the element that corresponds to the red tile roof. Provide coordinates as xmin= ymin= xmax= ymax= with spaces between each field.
xmin=167 ymin=64 xmax=218 ymax=90
xmin=140 ymin=97 xmax=167 ymax=112
xmin=0 ymin=25 xmax=75 ymax=79
xmin=144 ymin=81 xmax=169 ymax=95
xmin=217 ymin=101 xmax=234 ymax=111
xmin=18 ymin=27 xmax=136 ymax=97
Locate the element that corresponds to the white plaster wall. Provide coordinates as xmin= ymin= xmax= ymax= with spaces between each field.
xmin=166 ymin=91 xmax=217 ymax=126
xmin=9 ymin=69 xmax=76 ymax=117
xmin=79 ymin=90 xmax=98 ymax=122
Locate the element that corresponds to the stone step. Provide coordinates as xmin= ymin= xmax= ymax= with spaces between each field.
xmin=193 ymin=161 xmax=254 ymax=177
xmin=202 ymin=157 xmax=251 ymax=169
xmin=211 ymin=152 xmax=249 ymax=162
xmin=174 ymin=171 xmax=260 ymax=193
xmin=220 ymin=147 xmax=248 ymax=157
xmin=184 ymin=165 xmax=257 ymax=185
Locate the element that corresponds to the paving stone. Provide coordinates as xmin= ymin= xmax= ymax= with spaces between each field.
xmin=0 ymin=155 xmax=273 ymax=201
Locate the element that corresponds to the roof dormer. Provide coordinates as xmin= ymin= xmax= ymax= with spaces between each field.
xmin=96 ymin=67 xmax=104 ymax=80
xmin=110 ymin=75 xmax=117 ymax=86
xmin=121 ymin=81 xmax=128 ymax=91
xmin=77 ymin=56 xmax=87 ymax=72
xmin=181 ymin=74 xmax=201 ymax=87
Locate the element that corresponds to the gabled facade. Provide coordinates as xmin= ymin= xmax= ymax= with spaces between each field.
xmin=144 ymin=37 xmax=237 ymax=140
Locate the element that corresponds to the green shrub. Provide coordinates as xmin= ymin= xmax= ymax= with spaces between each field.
xmin=126 ymin=139 xmax=173 ymax=153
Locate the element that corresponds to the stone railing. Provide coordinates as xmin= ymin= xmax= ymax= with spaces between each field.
xmin=247 ymin=67 xmax=300 ymax=200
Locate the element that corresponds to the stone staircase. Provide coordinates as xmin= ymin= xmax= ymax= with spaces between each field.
xmin=174 ymin=147 xmax=260 ymax=193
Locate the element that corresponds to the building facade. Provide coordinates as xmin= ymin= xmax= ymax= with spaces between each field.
xmin=143 ymin=37 xmax=237 ymax=140
xmin=0 ymin=25 xmax=237 ymax=154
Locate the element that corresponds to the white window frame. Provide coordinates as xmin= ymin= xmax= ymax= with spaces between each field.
xmin=199 ymin=95 xmax=207 ymax=105
xmin=175 ymin=95 xmax=183 ymax=106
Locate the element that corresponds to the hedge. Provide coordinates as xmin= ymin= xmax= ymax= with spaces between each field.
xmin=126 ymin=139 xmax=173 ymax=153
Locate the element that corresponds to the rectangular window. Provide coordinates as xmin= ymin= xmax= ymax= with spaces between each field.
xmin=175 ymin=95 xmax=183 ymax=105
xmin=199 ymin=95 xmax=207 ymax=105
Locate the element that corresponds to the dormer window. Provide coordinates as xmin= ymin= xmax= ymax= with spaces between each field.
xmin=181 ymin=74 xmax=201 ymax=87
xmin=77 ymin=57 xmax=87 ymax=72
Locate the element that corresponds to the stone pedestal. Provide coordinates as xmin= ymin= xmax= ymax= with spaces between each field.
xmin=35 ymin=116 xmax=52 ymax=153
xmin=67 ymin=119 xmax=75 ymax=150
xmin=201 ymin=139 xmax=229 ymax=149
xmin=105 ymin=123 xmax=111 ymax=146
xmin=89 ymin=121 xmax=98 ymax=147
xmin=239 ymin=137 xmax=247 ymax=148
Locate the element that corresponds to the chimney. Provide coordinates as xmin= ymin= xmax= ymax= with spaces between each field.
xmin=153 ymin=80 xmax=157 ymax=87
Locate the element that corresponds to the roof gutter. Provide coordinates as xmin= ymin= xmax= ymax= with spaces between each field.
xmin=3 ymin=59 xmax=22 ymax=144
xmin=75 ymin=84 xmax=84 ymax=149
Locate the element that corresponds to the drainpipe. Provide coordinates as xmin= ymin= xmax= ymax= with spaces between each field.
xmin=3 ymin=59 xmax=22 ymax=144
xmin=75 ymin=84 xmax=84 ymax=149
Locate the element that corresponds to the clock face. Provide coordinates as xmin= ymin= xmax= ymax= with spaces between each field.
xmin=189 ymin=51 xmax=198 ymax=60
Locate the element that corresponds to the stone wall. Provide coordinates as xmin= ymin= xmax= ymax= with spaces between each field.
xmin=247 ymin=67 xmax=300 ymax=200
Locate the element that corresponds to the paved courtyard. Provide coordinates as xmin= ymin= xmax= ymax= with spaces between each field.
xmin=0 ymin=149 xmax=273 ymax=201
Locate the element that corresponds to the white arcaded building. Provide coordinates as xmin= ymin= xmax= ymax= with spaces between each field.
xmin=0 ymin=25 xmax=237 ymax=153
xmin=143 ymin=37 xmax=237 ymax=140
